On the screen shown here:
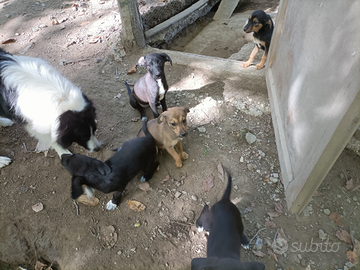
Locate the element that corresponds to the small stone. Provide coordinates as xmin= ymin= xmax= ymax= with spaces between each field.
xmin=245 ymin=132 xmax=257 ymax=144
xmin=198 ymin=127 xmax=206 ymax=133
xmin=240 ymin=156 xmax=244 ymax=162
xmin=323 ymin=209 xmax=331 ymax=215
xmin=256 ymin=223 xmax=261 ymax=229
xmin=174 ymin=191 xmax=182 ymax=198
xmin=5 ymin=14 xmax=11 ymax=18
xmin=337 ymin=194 xmax=341 ymax=198
xmin=233 ymin=185 xmax=238 ymax=190
xmin=353 ymin=196 xmax=358 ymax=201
xmin=318 ymin=229 xmax=327 ymax=240
xmin=269 ymin=177 xmax=279 ymax=183
xmin=191 ymin=195 xmax=198 ymax=201
xmin=247 ymin=164 xmax=257 ymax=171
xmin=32 ymin=28 xmax=40 ymax=32
xmin=302 ymin=206 xmax=310 ymax=217
xmin=32 ymin=202 xmax=44 ymax=212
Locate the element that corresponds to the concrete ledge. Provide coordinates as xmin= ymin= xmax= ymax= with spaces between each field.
xmin=144 ymin=47 xmax=266 ymax=78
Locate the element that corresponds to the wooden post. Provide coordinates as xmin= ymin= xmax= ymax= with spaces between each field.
xmin=117 ymin=0 xmax=146 ymax=50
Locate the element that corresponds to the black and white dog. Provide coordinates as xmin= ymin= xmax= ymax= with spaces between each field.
xmin=61 ymin=118 xmax=159 ymax=210
xmin=0 ymin=48 xmax=102 ymax=167
xmin=192 ymin=170 xmax=265 ymax=270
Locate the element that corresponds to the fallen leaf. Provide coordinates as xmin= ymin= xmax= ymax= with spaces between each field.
xmin=161 ymin=174 xmax=170 ymax=184
xmin=52 ymin=19 xmax=59 ymax=25
xmin=346 ymin=250 xmax=359 ymax=265
xmin=131 ymin=117 xmax=140 ymax=122
xmin=329 ymin=212 xmax=343 ymax=227
xmin=353 ymin=238 xmax=360 ymax=256
xmin=313 ymin=190 xmax=323 ymax=196
xmin=345 ymin=178 xmax=354 ymax=190
xmin=265 ymin=218 xmax=276 ymax=228
xmin=76 ymin=194 xmax=99 ymax=206
xmin=275 ymin=202 xmax=283 ymax=213
xmin=127 ymin=65 xmax=137 ymax=75
xmin=202 ymin=174 xmax=214 ymax=192
xmin=89 ymin=36 xmax=100 ymax=44
xmin=35 ymin=261 xmax=47 ymax=270
xmin=134 ymin=222 xmax=140 ymax=228
xmin=32 ymin=202 xmax=44 ymax=212
xmin=267 ymin=248 xmax=278 ymax=262
xmin=127 ymin=200 xmax=146 ymax=212
xmin=101 ymin=225 xmax=117 ymax=248
xmin=252 ymin=250 xmax=265 ymax=257
xmin=138 ymin=182 xmax=150 ymax=191
xmin=336 ymin=229 xmax=352 ymax=243
xmin=217 ymin=162 xmax=224 ymax=182
xmin=267 ymin=211 xmax=281 ymax=218
xmin=2 ymin=38 xmax=16 ymax=44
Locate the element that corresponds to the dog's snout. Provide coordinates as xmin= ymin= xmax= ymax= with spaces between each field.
xmin=93 ymin=146 xmax=101 ymax=152
xmin=180 ymin=131 xmax=187 ymax=137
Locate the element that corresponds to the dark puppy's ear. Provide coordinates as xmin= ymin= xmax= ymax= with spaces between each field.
xmin=160 ymin=53 xmax=172 ymax=66
xmin=71 ymin=176 xmax=84 ymax=199
xmin=266 ymin=14 xmax=273 ymax=29
xmin=61 ymin=154 xmax=72 ymax=167
xmin=92 ymin=159 xmax=111 ymax=175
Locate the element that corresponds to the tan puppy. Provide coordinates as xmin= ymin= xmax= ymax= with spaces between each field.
xmin=138 ymin=107 xmax=190 ymax=168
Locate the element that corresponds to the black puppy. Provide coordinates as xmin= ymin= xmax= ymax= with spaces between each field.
xmin=61 ymin=119 xmax=159 ymax=210
xmin=241 ymin=10 xmax=274 ymax=70
xmin=125 ymin=52 xmax=172 ymax=120
xmin=192 ymin=171 xmax=265 ymax=270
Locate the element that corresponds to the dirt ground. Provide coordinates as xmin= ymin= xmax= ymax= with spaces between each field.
xmin=0 ymin=0 xmax=360 ymax=270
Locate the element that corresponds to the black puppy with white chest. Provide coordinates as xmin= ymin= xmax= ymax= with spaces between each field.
xmin=192 ymin=170 xmax=265 ymax=270
xmin=125 ymin=53 xmax=172 ymax=120
xmin=241 ymin=10 xmax=274 ymax=70
xmin=61 ymin=119 xmax=159 ymax=210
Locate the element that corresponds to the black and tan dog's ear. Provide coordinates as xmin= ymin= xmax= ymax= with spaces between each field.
xmin=160 ymin=53 xmax=172 ymax=66
xmin=71 ymin=176 xmax=84 ymax=199
xmin=92 ymin=159 xmax=111 ymax=175
xmin=266 ymin=15 xmax=273 ymax=29
xmin=158 ymin=111 xmax=168 ymax=124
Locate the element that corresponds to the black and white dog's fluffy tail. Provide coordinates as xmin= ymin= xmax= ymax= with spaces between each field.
xmin=0 ymin=48 xmax=102 ymax=159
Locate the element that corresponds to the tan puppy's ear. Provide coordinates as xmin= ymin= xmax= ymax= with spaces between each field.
xmin=267 ymin=19 xmax=272 ymax=29
xmin=183 ymin=107 xmax=190 ymax=114
xmin=158 ymin=112 xmax=167 ymax=124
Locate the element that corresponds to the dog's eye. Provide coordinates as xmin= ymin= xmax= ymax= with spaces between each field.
xmin=171 ymin=123 xmax=176 ymax=127
xmin=182 ymin=119 xmax=186 ymax=123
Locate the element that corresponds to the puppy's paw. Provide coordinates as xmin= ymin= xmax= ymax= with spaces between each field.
xmin=106 ymin=200 xmax=117 ymax=210
xmin=0 ymin=156 xmax=12 ymax=168
xmin=181 ymin=151 xmax=189 ymax=160
xmin=175 ymin=161 xmax=182 ymax=168
xmin=140 ymin=176 xmax=146 ymax=182
xmin=241 ymin=61 xmax=251 ymax=68
xmin=241 ymin=243 xmax=250 ymax=250
xmin=255 ymin=63 xmax=264 ymax=70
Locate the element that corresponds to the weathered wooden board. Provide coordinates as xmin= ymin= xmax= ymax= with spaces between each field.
xmin=265 ymin=0 xmax=360 ymax=215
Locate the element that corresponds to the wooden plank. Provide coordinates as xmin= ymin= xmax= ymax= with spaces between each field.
xmin=213 ymin=0 xmax=239 ymax=21
xmin=265 ymin=0 xmax=360 ymax=215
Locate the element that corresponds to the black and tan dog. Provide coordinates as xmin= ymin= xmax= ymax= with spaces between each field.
xmin=61 ymin=119 xmax=159 ymax=210
xmin=138 ymin=107 xmax=189 ymax=168
xmin=241 ymin=10 xmax=274 ymax=70
xmin=125 ymin=53 xmax=172 ymax=120
xmin=192 ymin=170 xmax=265 ymax=270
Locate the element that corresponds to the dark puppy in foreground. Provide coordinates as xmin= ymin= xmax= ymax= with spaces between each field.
xmin=61 ymin=119 xmax=159 ymax=210
xmin=192 ymin=171 xmax=265 ymax=270
xmin=125 ymin=53 xmax=172 ymax=120
xmin=241 ymin=10 xmax=274 ymax=70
